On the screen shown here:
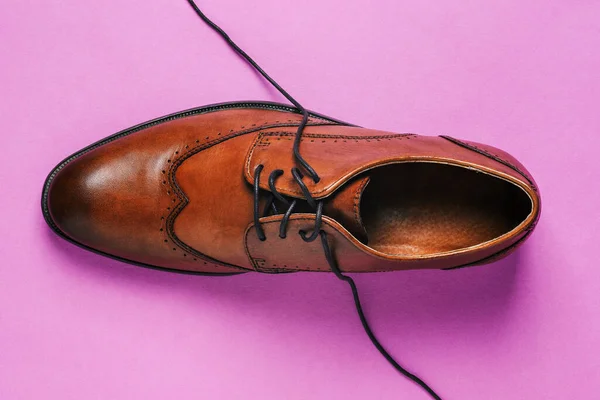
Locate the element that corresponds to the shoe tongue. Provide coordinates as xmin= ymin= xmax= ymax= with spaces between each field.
xmin=323 ymin=175 xmax=370 ymax=243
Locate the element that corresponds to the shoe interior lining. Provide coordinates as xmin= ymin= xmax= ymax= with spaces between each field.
xmin=360 ymin=163 xmax=532 ymax=256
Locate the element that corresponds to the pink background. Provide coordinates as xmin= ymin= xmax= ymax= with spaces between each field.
xmin=2 ymin=1 xmax=599 ymax=399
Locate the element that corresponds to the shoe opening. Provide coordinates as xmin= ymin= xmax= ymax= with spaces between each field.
xmin=360 ymin=162 xmax=533 ymax=256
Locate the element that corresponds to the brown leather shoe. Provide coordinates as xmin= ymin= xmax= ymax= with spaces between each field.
xmin=42 ymin=100 xmax=540 ymax=275
xmin=42 ymin=3 xmax=542 ymax=397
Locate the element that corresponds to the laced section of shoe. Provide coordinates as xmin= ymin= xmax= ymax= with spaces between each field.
xmin=187 ymin=1 xmax=442 ymax=398
xmin=253 ymin=166 xmax=323 ymax=242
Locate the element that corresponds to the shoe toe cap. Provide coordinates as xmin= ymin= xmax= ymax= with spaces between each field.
xmin=45 ymin=150 xmax=145 ymax=253
xmin=43 ymin=143 xmax=178 ymax=267
xmin=43 ymin=138 xmax=244 ymax=275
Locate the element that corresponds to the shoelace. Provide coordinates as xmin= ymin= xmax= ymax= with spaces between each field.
xmin=187 ymin=1 xmax=442 ymax=398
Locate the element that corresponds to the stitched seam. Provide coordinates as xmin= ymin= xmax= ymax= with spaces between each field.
xmin=262 ymin=132 xmax=415 ymax=140
xmin=263 ymin=264 xmax=324 ymax=272
xmin=245 ymin=217 xmax=320 ymax=272
xmin=243 ymin=225 xmax=312 ymax=273
xmin=245 ymin=132 xmax=265 ymax=182
xmin=353 ymin=177 xmax=369 ymax=236
xmin=165 ymin=122 xmax=302 ymax=269
xmin=249 ymin=215 xmax=540 ymax=273
xmin=247 ymin=132 xmax=416 ymax=196
xmin=243 ymin=224 xmax=261 ymax=271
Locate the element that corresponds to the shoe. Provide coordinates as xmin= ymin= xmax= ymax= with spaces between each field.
xmin=42 ymin=100 xmax=540 ymax=275
xmin=42 ymin=2 xmax=541 ymax=398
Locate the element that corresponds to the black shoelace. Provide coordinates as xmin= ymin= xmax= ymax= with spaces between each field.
xmin=187 ymin=1 xmax=442 ymax=398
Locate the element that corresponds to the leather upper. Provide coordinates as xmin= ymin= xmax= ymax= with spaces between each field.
xmin=45 ymin=102 xmax=540 ymax=274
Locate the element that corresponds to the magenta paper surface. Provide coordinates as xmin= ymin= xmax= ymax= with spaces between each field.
xmin=2 ymin=1 xmax=599 ymax=399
